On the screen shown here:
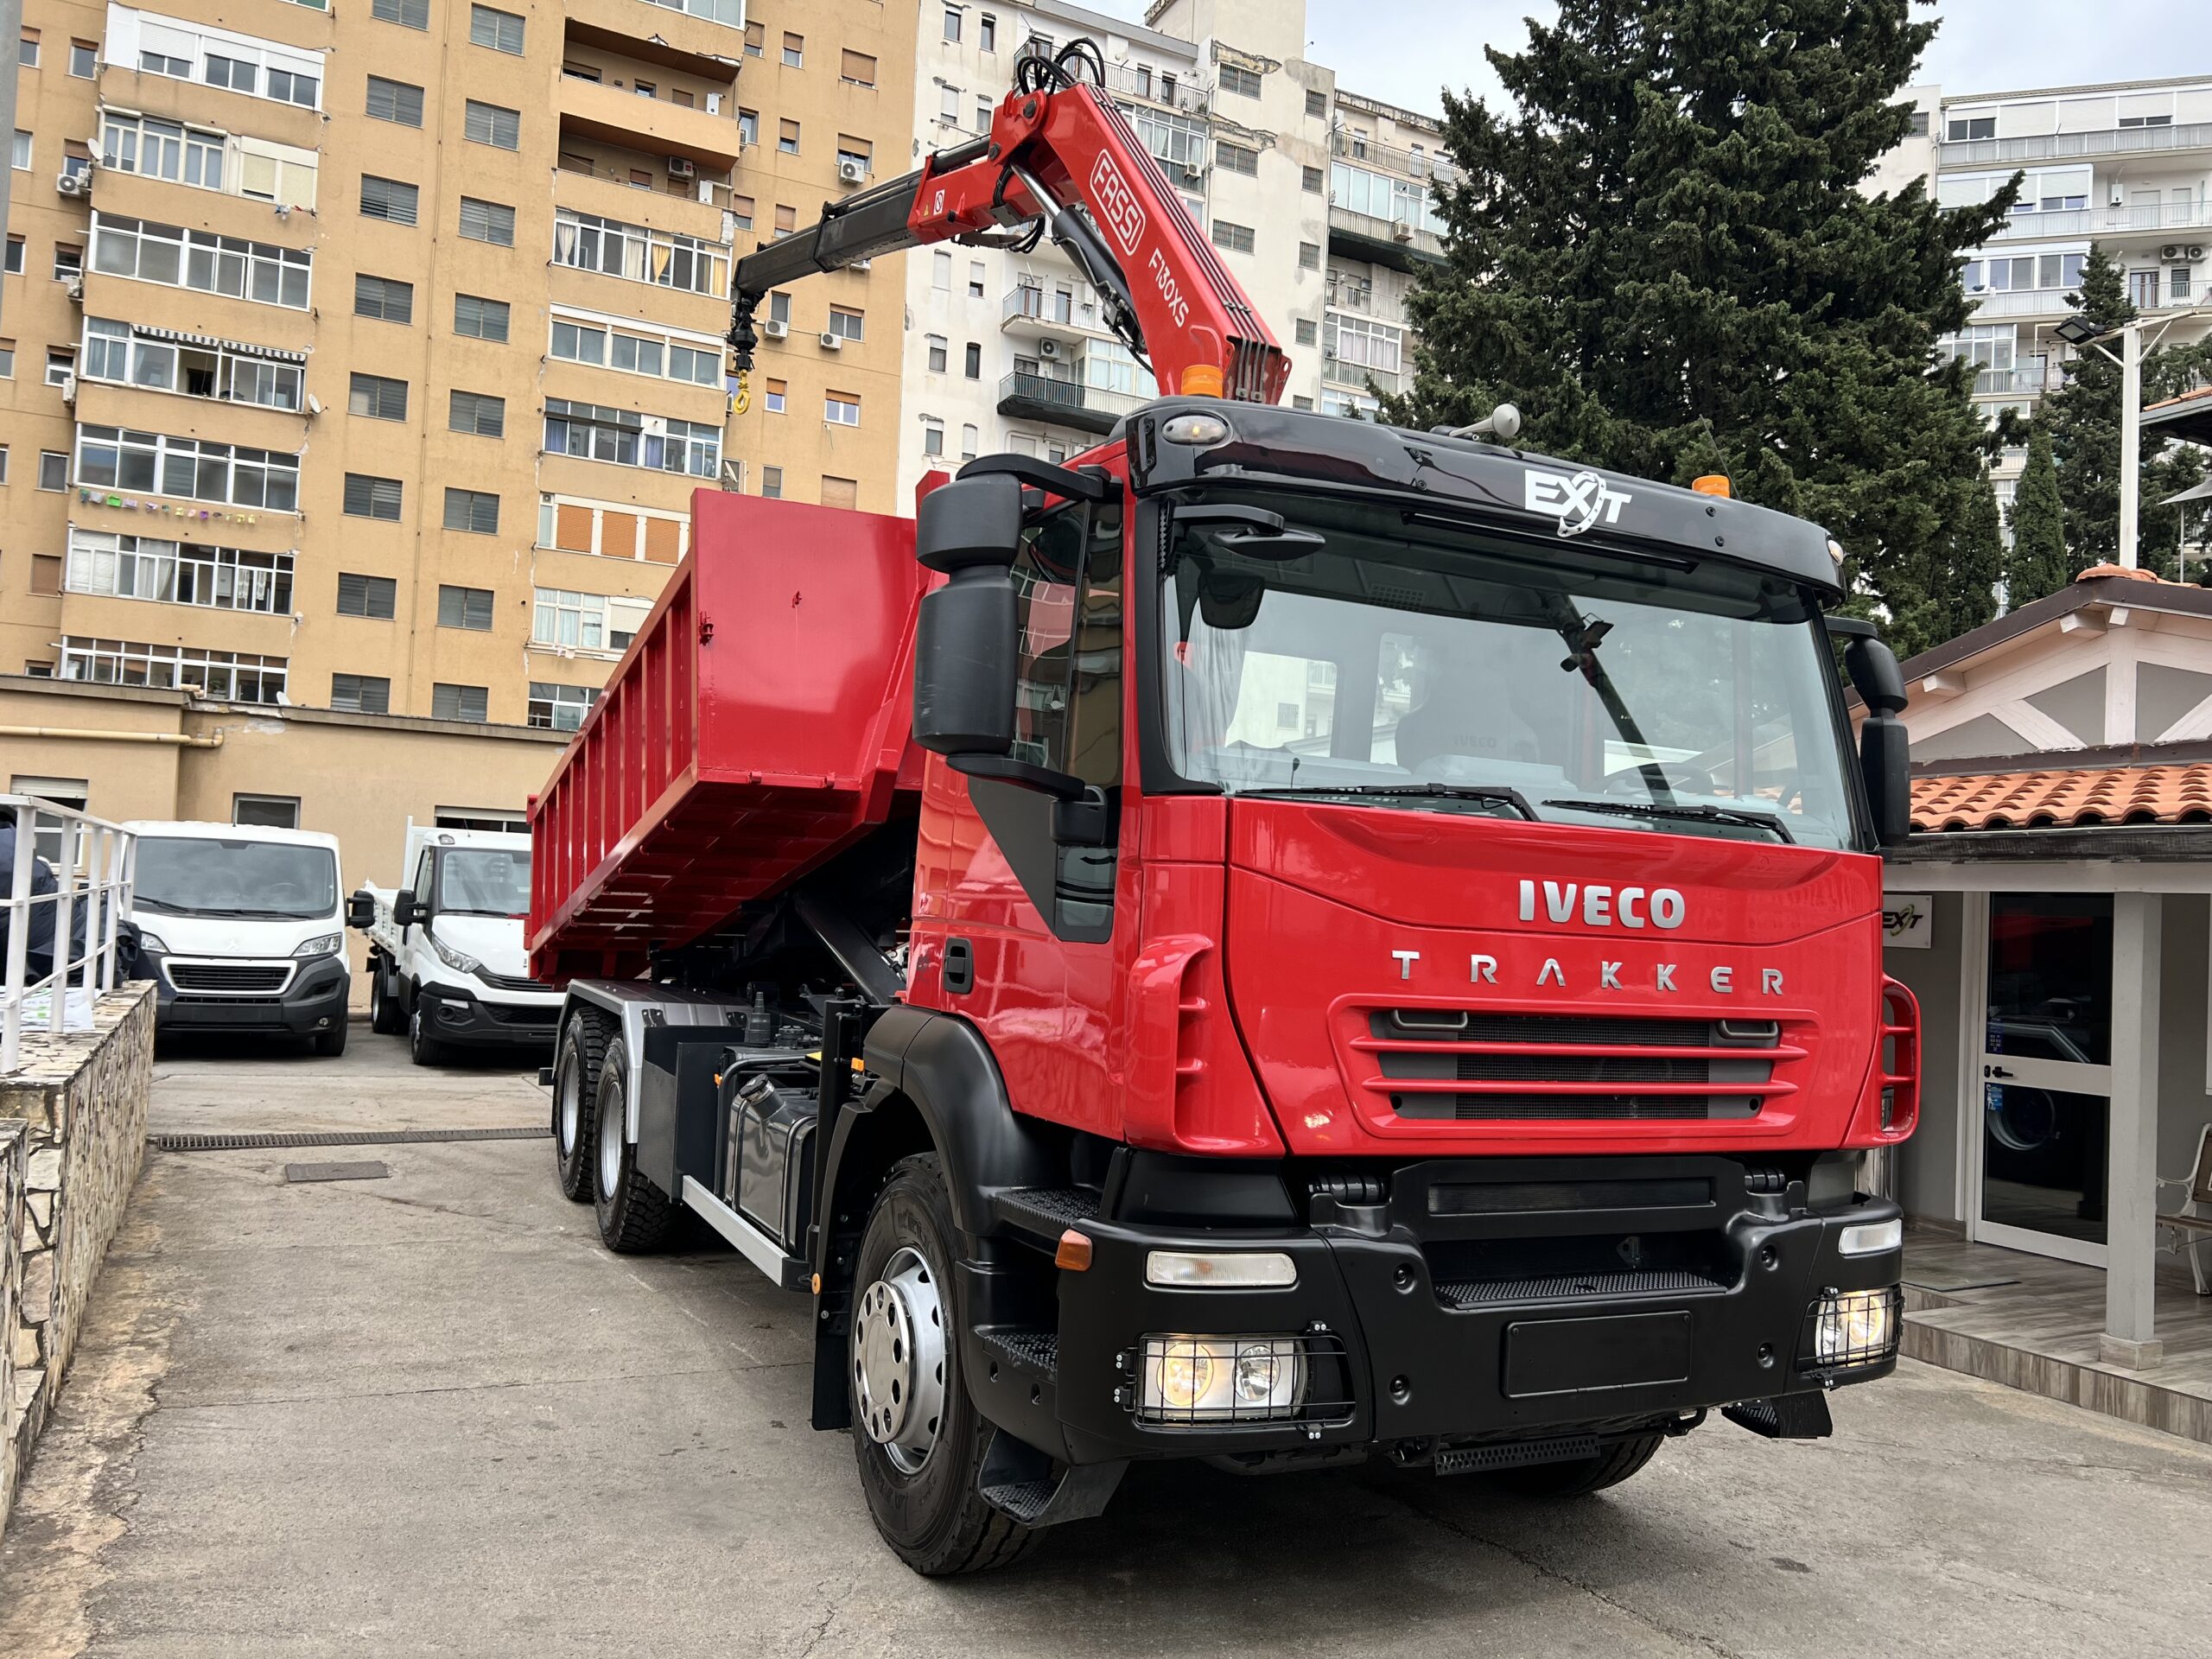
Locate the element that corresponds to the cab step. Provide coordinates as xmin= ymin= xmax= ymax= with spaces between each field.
xmin=977 ymin=1325 xmax=1058 ymax=1382
xmin=990 ymin=1186 xmax=1099 ymax=1243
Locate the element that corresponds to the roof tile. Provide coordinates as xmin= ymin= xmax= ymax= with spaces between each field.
xmin=1912 ymin=761 xmax=2212 ymax=833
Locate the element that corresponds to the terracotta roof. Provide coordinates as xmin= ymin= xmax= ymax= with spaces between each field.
xmin=1912 ymin=762 xmax=2212 ymax=833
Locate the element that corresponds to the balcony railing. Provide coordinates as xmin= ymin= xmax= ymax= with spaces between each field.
xmin=1939 ymin=121 xmax=2212 ymax=169
xmin=1974 ymin=366 xmax=2060 ymax=396
xmin=1329 ymin=127 xmax=1457 ymax=187
xmin=1966 ymin=288 xmax=2075 ymax=319
xmin=1103 ymin=60 xmax=1208 ymax=114
xmin=1326 ymin=204 xmax=1446 ymax=267
xmin=1323 ymin=353 xmax=1402 ymax=396
xmin=1002 ymin=283 xmax=1106 ymax=335
xmin=996 ymin=371 xmax=1145 ymax=435
xmin=556 ymin=155 xmax=734 ymax=213
xmin=1983 ymin=200 xmax=2212 ymax=241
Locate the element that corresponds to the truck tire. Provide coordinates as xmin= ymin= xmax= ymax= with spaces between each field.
xmin=368 ymin=957 xmax=404 ymax=1035
xmin=408 ymin=1001 xmax=447 ymax=1067
xmin=592 ymin=1039 xmax=673 ymax=1252
xmin=850 ymin=1154 xmax=1039 ymax=1577
xmin=552 ymin=1013 xmax=609 ymax=1203
xmin=312 ymin=1020 xmax=348 ymax=1058
xmin=1497 ymin=1433 xmax=1664 ymax=1497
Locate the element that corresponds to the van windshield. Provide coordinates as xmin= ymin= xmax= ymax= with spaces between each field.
xmin=1158 ymin=492 xmax=1863 ymax=851
xmin=134 ymin=837 xmax=338 ymax=918
xmin=437 ymin=849 xmax=531 ymax=917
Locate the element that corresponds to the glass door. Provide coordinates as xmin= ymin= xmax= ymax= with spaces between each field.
xmin=1974 ymin=893 xmax=2113 ymax=1266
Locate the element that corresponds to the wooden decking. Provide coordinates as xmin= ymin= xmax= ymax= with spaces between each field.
xmin=1903 ymin=1231 xmax=2212 ymax=1443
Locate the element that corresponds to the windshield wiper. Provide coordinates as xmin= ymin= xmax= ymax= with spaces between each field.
xmin=1247 ymin=782 xmax=1536 ymax=819
xmin=1543 ymin=797 xmax=1795 ymax=843
xmin=133 ymin=896 xmax=194 ymax=913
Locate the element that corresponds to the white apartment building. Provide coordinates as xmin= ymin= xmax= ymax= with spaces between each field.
xmin=894 ymin=0 xmax=1449 ymax=501
xmin=1882 ymin=76 xmax=2212 ymax=521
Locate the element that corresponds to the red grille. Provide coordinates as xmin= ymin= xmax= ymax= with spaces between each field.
xmin=1344 ymin=1008 xmax=1805 ymax=1123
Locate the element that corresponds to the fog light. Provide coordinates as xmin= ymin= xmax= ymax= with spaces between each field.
xmin=436 ymin=1001 xmax=469 ymax=1025
xmin=1145 ymin=1249 xmax=1297 ymax=1289
xmin=1838 ymin=1218 xmax=1902 ymax=1257
xmin=1136 ymin=1335 xmax=1306 ymax=1424
xmin=1804 ymin=1287 xmax=1900 ymax=1372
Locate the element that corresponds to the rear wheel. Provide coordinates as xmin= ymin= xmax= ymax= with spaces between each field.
xmin=552 ymin=1014 xmax=608 ymax=1203
xmin=408 ymin=1001 xmax=447 ymax=1067
xmin=850 ymin=1154 xmax=1038 ymax=1577
xmin=1497 ymin=1433 xmax=1664 ymax=1497
xmin=368 ymin=957 xmax=404 ymax=1034
xmin=592 ymin=1039 xmax=673 ymax=1252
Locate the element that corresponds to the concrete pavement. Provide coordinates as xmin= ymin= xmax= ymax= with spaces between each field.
xmin=4 ymin=1028 xmax=2211 ymax=1657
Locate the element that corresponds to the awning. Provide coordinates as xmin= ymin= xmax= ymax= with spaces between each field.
xmin=2163 ymin=476 xmax=2212 ymax=506
xmin=2142 ymin=385 xmax=2212 ymax=447
xmin=132 ymin=324 xmax=308 ymax=365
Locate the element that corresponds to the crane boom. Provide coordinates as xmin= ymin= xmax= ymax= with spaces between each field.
xmin=727 ymin=48 xmax=1290 ymax=406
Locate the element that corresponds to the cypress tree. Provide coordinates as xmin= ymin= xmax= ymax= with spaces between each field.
xmin=1387 ymin=0 xmax=2012 ymax=627
xmin=2006 ymin=421 xmax=2069 ymax=605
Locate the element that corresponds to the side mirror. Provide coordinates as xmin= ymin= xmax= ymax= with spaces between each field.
xmin=913 ymin=473 xmax=1023 ymax=758
xmin=346 ymin=890 xmax=376 ymax=930
xmin=392 ymin=890 xmax=419 ymax=928
xmin=1843 ymin=634 xmax=1912 ymax=848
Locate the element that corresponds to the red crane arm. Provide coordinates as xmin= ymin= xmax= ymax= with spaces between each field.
xmin=728 ymin=73 xmax=1289 ymax=405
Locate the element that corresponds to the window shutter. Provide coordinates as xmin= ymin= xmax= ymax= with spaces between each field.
xmin=465 ymin=588 xmax=493 ymax=630
xmin=643 ymin=517 xmax=681 ymax=564
xmin=555 ymin=503 xmax=594 ymax=552
xmin=601 ymin=511 xmax=640 ymax=558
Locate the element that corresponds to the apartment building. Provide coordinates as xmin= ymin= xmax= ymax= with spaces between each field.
xmin=1885 ymin=75 xmax=2212 ymax=520
xmin=0 ymin=0 xmax=910 ymax=862
xmin=894 ymin=0 xmax=1446 ymax=503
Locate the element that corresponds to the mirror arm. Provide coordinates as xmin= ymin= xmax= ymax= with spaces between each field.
xmin=956 ymin=454 xmax=1113 ymax=504
xmin=948 ymin=753 xmax=1090 ymax=801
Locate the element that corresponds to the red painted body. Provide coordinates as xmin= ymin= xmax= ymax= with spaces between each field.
xmin=529 ymin=453 xmax=1916 ymax=1164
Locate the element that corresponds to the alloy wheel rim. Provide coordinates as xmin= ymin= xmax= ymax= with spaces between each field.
xmin=853 ymin=1245 xmax=948 ymax=1475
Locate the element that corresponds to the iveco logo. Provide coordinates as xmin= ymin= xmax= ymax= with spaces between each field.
xmin=1526 ymin=468 xmax=1631 ymax=537
xmin=1089 ymin=152 xmax=1146 ymax=258
xmin=1519 ymin=880 xmax=1682 ymax=930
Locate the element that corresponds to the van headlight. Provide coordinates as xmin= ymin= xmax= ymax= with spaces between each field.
xmin=294 ymin=933 xmax=342 ymax=957
xmin=1136 ymin=1335 xmax=1306 ymax=1424
xmin=429 ymin=932 xmax=482 ymax=976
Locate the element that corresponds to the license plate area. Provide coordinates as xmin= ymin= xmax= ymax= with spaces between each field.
xmin=1503 ymin=1311 xmax=1694 ymax=1398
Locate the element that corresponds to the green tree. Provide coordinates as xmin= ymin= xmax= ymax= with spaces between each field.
xmin=2006 ymin=420 xmax=2069 ymax=605
xmin=2044 ymin=245 xmax=2212 ymax=577
xmin=1385 ymin=0 xmax=2012 ymax=637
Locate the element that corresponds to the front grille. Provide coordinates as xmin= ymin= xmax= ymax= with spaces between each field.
xmin=484 ymin=1001 xmax=558 ymax=1026
xmin=167 ymin=961 xmax=290 ymax=995
xmin=477 ymin=969 xmax=547 ymax=994
xmin=1437 ymin=1268 xmax=1727 ymax=1307
xmin=1353 ymin=1008 xmax=1800 ymax=1123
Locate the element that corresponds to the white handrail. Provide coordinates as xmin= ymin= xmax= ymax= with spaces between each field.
xmin=1 ymin=795 xmax=137 ymax=1073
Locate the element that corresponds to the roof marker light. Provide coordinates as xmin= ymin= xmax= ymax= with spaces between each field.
xmin=1691 ymin=474 xmax=1732 ymax=499
xmin=1162 ymin=413 xmax=1230 ymax=446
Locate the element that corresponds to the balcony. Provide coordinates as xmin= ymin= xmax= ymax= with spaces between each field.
xmin=1330 ymin=127 xmax=1458 ymax=188
xmin=1001 ymin=283 xmax=1112 ymax=344
xmin=551 ymin=162 xmax=731 ymax=251
xmin=93 ymin=64 xmax=323 ymax=154
xmin=561 ymin=0 xmax=741 ymax=65
xmin=1983 ymin=200 xmax=2212 ymax=243
xmin=1322 ymin=353 xmax=1402 ymax=397
xmin=996 ymin=372 xmax=1144 ymax=436
xmin=1974 ymin=366 xmax=2061 ymax=397
xmin=1102 ymin=60 xmax=1208 ymax=115
xmin=1326 ymin=205 xmax=1445 ymax=273
xmin=556 ymin=152 xmax=737 ymax=214
xmin=557 ymin=73 xmax=741 ymax=173
xmin=1939 ymin=121 xmax=2212 ymax=170
xmin=1967 ymin=288 xmax=2075 ymax=319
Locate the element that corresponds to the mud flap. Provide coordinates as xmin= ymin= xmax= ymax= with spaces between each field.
xmin=977 ymin=1428 xmax=1128 ymax=1527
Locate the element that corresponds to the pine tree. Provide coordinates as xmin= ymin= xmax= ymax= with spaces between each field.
xmin=1948 ymin=473 xmax=2005 ymax=636
xmin=2044 ymin=245 xmax=2212 ymax=576
xmin=1386 ymin=0 xmax=2012 ymax=630
xmin=2006 ymin=420 xmax=2069 ymax=605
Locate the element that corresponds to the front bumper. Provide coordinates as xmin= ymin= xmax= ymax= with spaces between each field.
xmin=415 ymin=982 xmax=561 ymax=1049
xmin=966 ymin=1155 xmax=1902 ymax=1467
xmin=143 ymin=952 xmax=350 ymax=1036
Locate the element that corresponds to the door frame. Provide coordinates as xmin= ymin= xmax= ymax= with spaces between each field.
xmin=1957 ymin=887 xmax=2112 ymax=1268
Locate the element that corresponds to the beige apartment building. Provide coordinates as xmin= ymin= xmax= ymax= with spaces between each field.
xmin=0 ymin=0 xmax=912 ymax=878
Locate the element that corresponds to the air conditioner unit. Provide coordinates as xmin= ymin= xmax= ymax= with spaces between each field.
xmin=837 ymin=157 xmax=867 ymax=186
xmin=761 ymin=318 xmax=789 ymax=340
xmin=667 ymin=156 xmax=696 ymax=180
xmin=2190 ymin=245 xmax=2208 ymax=262
xmin=819 ymin=330 xmax=843 ymax=350
xmin=55 ymin=171 xmax=87 ymax=198
xmin=59 ymin=373 xmax=77 ymax=404
xmin=1037 ymin=338 xmax=1059 ymax=358
xmin=1391 ymin=220 xmax=1414 ymax=242
xmin=63 ymin=274 xmax=83 ymax=302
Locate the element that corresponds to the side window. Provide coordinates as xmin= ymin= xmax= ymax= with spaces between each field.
xmin=413 ymin=851 xmax=435 ymax=906
xmin=1065 ymin=500 xmax=1122 ymax=788
xmin=1008 ymin=500 xmax=1123 ymax=787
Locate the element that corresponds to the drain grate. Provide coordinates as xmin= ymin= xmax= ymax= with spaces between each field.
xmin=152 ymin=1126 xmax=550 ymax=1152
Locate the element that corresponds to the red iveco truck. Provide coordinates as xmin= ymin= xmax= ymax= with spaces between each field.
xmin=527 ymin=43 xmax=1921 ymax=1576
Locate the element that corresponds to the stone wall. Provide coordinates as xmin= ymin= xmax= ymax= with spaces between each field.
xmin=0 ymin=983 xmax=154 ymax=1536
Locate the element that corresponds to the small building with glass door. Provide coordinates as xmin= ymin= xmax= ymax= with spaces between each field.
xmin=1878 ymin=566 xmax=2212 ymax=1380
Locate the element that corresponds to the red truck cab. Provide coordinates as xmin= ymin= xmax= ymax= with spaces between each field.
xmin=531 ymin=397 xmax=1918 ymax=1575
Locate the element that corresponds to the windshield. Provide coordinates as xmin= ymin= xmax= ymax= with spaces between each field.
xmin=134 ymin=836 xmax=339 ymax=918
xmin=1158 ymin=493 xmax=1862 ymax=850
xmin=437 ymin=849 xmax=531 ymax=917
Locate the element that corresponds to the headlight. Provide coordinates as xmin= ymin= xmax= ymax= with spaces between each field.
xmin=429 ymin=931 xmax=482 ymax=976
xmin=1838 ymin=1217 xmax=1902 ymax=1257
xmin=135 ymin=931 xmax=170 ymax=956
xmin=1804 ymin=1287 xmax=1901 ymax=1372
xmin=294 ymin=933 xmax=342 ymax=957
xmin=1136 ymin=1335 xmax=1306 ymax=1424
xmin=1145 ymin=1249 xmax=1298 ymax=1289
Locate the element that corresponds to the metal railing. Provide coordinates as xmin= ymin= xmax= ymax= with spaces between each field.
xmin=1324 ymin=353 xmax=1402 ymax=396
xmin=1938 ymin=121 xmax=2212 ymax=168
xmin=2 ymin=796 xmax=135 ymax=1074
xmin=1103 ymin=60 xmax=1209 ymax=114
xmin=556 ymin=155 xmax=734 ymax=212
xmin=1974 ymin=366 xmax=2060 ymax=396
xmin=1983 ymin=201 xmax=2212 ymax=241
xmin=1329 ymin=127 xmax=1458 ymax=186
xmin=996 ymin=371 xmax=1147 ymax=423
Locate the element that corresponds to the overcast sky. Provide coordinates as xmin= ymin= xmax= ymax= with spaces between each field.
xmin=1080 ymin=1 xmax=2209 ymax=118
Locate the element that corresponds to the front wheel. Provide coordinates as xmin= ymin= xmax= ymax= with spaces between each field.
xmin=849 ymin=1154 xmax=1038 ymax=1576
xmin=1496 ymin=1433 xmax=1664 ymax=1497
xmin=312 ymin=1020 xmax=348 ymax=1058
xmin=408 ymin=1002 xmax=446 ymax=1067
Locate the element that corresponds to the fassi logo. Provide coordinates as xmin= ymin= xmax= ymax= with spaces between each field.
xmin=1089 ymin=151 xmax=1146 ymax=257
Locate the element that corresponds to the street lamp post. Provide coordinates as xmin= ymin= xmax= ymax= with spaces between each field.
xmin=2054 ymin=304 xmax=2211 ymax=571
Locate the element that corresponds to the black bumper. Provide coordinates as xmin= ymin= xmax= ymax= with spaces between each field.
xmin=145 ymin=955 xmax=351 ymax=1036
xmin=415 ymin=982 xmax=560 ymax=1049
xmin=964 ymin=1154 xmax=1902 ymax=1467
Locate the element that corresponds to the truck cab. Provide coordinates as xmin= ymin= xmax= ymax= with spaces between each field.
xmin=353 ymin=823 xmax=558 ymax=1064
xmin=123 ymin=820 xmax=350 ymax=1054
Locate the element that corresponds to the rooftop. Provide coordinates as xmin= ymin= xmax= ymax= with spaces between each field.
xmin=1912 ymin=760 xmax=2212 ymax=832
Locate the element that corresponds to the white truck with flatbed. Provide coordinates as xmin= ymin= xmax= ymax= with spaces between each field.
xmin=347 ymin=823 xmax=560 ymax=1064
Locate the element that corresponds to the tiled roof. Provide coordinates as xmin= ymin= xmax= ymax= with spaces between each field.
xmin=1912 ymin=763 xmax=2212 ymax=833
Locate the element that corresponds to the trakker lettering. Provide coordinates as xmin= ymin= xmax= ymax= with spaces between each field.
xmin=1519 ymin=879 xmax=1684 ymax=929
xmin=1525 ymin=467 xmax=1631 ymax=537
xmin=1408 ymin=949 xmax=1786 ymax=995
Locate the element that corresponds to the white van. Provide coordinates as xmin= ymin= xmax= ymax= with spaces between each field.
xmin=124 ymin=821 xmax=351 ymax=1054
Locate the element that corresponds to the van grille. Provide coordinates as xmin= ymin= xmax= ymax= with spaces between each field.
xmin=1355 ymin=1009 xmax=1800 ymax=1123
xmin=167 ymin=961 xmax=291 ymax=995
